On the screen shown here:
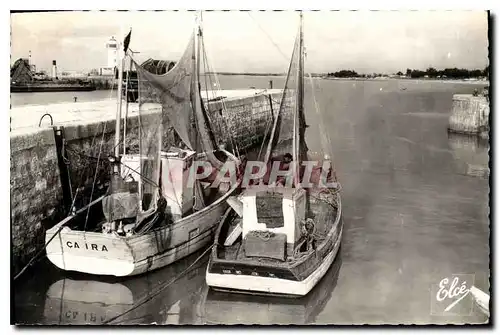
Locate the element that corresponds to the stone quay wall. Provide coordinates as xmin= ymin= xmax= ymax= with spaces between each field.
xmin=10 ymin=90 xmax=282 ymax=273
xmin=11 ymin=129 xmax=63 ymax=271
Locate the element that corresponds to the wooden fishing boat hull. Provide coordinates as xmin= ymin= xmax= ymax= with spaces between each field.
xmin=206 ymin=192 xmax=343 ymax=297
xmin=201 ymin=251 xmax=342 ymax=324
xmin=206 ymin=235 xmax=341 ymax=297
xmin=46 ymin=176 xmax=239 ymax=277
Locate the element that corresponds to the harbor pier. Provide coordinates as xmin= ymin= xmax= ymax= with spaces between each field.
xmin=448 ymin=93 xmax=490 ymax=138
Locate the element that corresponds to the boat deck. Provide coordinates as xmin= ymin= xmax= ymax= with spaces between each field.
xmin=216 ymin=195 xmax=338 ymax=266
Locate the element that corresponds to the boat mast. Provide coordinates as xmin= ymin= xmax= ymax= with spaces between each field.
xmin=193 ymin=12 xmax=206 ymax=211
xmin=114 ymin=35 xmax=125 ymax=169
xmin=293 ymin=11 xmax=305 ymax=186
xmin=193 ymin=14 xmax=200 ymax=154
xmin=298 ymin=11 xmax=307 ymax=162
xmin=123 ymin=55 xmax=131 ymax=155
xmin=192 ymin=12 xmax=224 ymax=169
xmin=298 ymin=12 xmax=304 ymax=129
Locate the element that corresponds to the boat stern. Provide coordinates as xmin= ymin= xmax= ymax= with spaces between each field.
xmin=46 ymin=227 xmax=136 ymax=277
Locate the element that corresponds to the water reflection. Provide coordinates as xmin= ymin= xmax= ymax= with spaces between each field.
xmin=199 ymin=252 xmax=342 ymax=325
xmin=42 ymin=251 xmax=207 ymax=325
xmin=447 ymin=133 xmax=490 ymax=179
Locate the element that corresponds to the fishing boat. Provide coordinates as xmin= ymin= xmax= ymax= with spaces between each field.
xmin=45 ymin=15 xmax=242 ymax=277
xmin=200 ymin=252 xmax=341 ymax=324
xmin=206 ymin=12 xmax=343 ymax=297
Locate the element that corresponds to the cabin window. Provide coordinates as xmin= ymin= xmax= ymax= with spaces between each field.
xmin=256 ymin=194 xmax=284 ymax=228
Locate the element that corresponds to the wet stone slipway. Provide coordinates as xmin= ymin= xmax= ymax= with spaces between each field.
xmin=13 ymin=79 xmax=490 ymax=325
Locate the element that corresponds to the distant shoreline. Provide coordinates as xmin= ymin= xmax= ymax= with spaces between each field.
xmin=322 ymin=77 xmax=489 ymax=85
xmin=207 ymin=73 xmax=489 ymax=84
xmin=206 ymin=72 xmax=286 ymax=77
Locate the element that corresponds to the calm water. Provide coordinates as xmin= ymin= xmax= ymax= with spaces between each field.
xmin=9 ymin=75 xmax=285 ymax=107
xmin=13 ymin=77 xmax=490 ymax=325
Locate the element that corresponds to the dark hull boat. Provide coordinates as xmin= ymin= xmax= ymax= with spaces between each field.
xmin=201 ymin=250 xmax=342 ymax=324
xmin=207 ymin=188 xmax=341 ymax=297
xmin=206 ymin=12 xmax=343 ymax=297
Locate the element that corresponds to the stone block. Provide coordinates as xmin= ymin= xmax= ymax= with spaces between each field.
xmin=10 ymin=128 xmax=55 ymax=153
xmin=35 ymin=179 xmax=47 ymax=191
xmin=449 ymin=94 xmax=490 ymax=134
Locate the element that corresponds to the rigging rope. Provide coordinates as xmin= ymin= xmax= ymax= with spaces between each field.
xmin=201 ymin=38 xmax=226 ymax=148
xmin=119 ymin=161 xmax=182 ymax=206
xmin=308 ymin=72 xmax=334 ymax=161
xmin=12 ymin=195 xmax=106 ymax=281
xmin=201 ymin=32 xmax=241 ymax=158
xmin=14 ymin=75 xmax=123 ymax=281
xmin=65 ymin=77 xmax=117 ymax=211
xmin=247 ymin=12 xmax=289 ymax=62
xmin=83 ymin=121 xmax=107 ymax=233
xmin=248 ymin=12 xmax=339 ymax=179
xmin=66 ymin=120 xmax=109 ymax=212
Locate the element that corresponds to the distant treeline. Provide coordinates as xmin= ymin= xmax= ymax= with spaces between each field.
xmin=327 ymin=70 xmax=360 ymax=78
xmin=402 ymin=66 xmax=489 ymax=79
xmin=206 ymin=72 xmax=285 ymax=76
xmin=327 ymin=66 xmax=490 ymax=79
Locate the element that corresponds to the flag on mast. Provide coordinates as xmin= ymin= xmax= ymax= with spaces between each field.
xmin=123 ymin=29 xmax=132 ymax=53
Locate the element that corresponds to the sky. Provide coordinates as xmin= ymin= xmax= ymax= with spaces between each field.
xmin=10 ymin=10 xmax=489 ymax=74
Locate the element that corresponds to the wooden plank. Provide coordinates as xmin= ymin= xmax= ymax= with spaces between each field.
xmin=226 ymin=196 xmax=243 ymax=217
xmin=224 ymin=223 xmax=242 ymax=246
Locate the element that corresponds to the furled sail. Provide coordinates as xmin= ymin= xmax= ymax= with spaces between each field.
xmin=262 ymin=16 xmax=308 ymax=186
xmin=131 ymin=24 xmax=223 ymax=212
xmin=133 ymin=35 xmax=196 ymax=152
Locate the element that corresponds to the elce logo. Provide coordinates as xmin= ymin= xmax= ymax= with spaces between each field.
xmin=430 ymin=274 xmax=475 ymax=316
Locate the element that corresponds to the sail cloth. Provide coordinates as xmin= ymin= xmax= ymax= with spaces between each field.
xmin=132 ymin=35 xmax=196 ymax=152
xmin=131 ymin=29 xmax=223 ymax=212
xmin=130 ymin=34 xmax=196 ymax=212
xmin=262 ymin=24 xmax=308 ymax=185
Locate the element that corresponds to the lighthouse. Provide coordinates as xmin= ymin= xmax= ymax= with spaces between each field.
xmin=51 ymin=60 xmax=57 ymax=79
xmin=106 ymin=36 xmax=118 ymax=69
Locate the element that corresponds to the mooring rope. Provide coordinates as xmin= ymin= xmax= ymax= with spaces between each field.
xmin=103 ymin=243 xmax=213 ymax=325
xmin=12 ymin=195 xmax=104 ymax=281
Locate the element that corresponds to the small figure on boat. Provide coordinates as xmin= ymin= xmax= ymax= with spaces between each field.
xmin=264 ymin=153 xmax=294 ymax=186
xmin=282 ymin=152 xmax=293 ymax=166
xmin=277 ymin=153 xmax=293 ymax=186
xmin=299 ymin=218 xmax=317 ymax=252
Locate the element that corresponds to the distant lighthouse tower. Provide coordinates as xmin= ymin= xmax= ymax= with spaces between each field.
xmin=106 ymin=36 xmax=118 ymax=68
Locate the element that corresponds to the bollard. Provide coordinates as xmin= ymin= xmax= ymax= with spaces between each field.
xmin=53 ymin=126 xmax=73 ymax=213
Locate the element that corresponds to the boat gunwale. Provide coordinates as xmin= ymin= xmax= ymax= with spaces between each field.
xmin=47 ymin=151 xmax=241 ymax=238
xmin=209 ymin=190 xmax=342 ymax=271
